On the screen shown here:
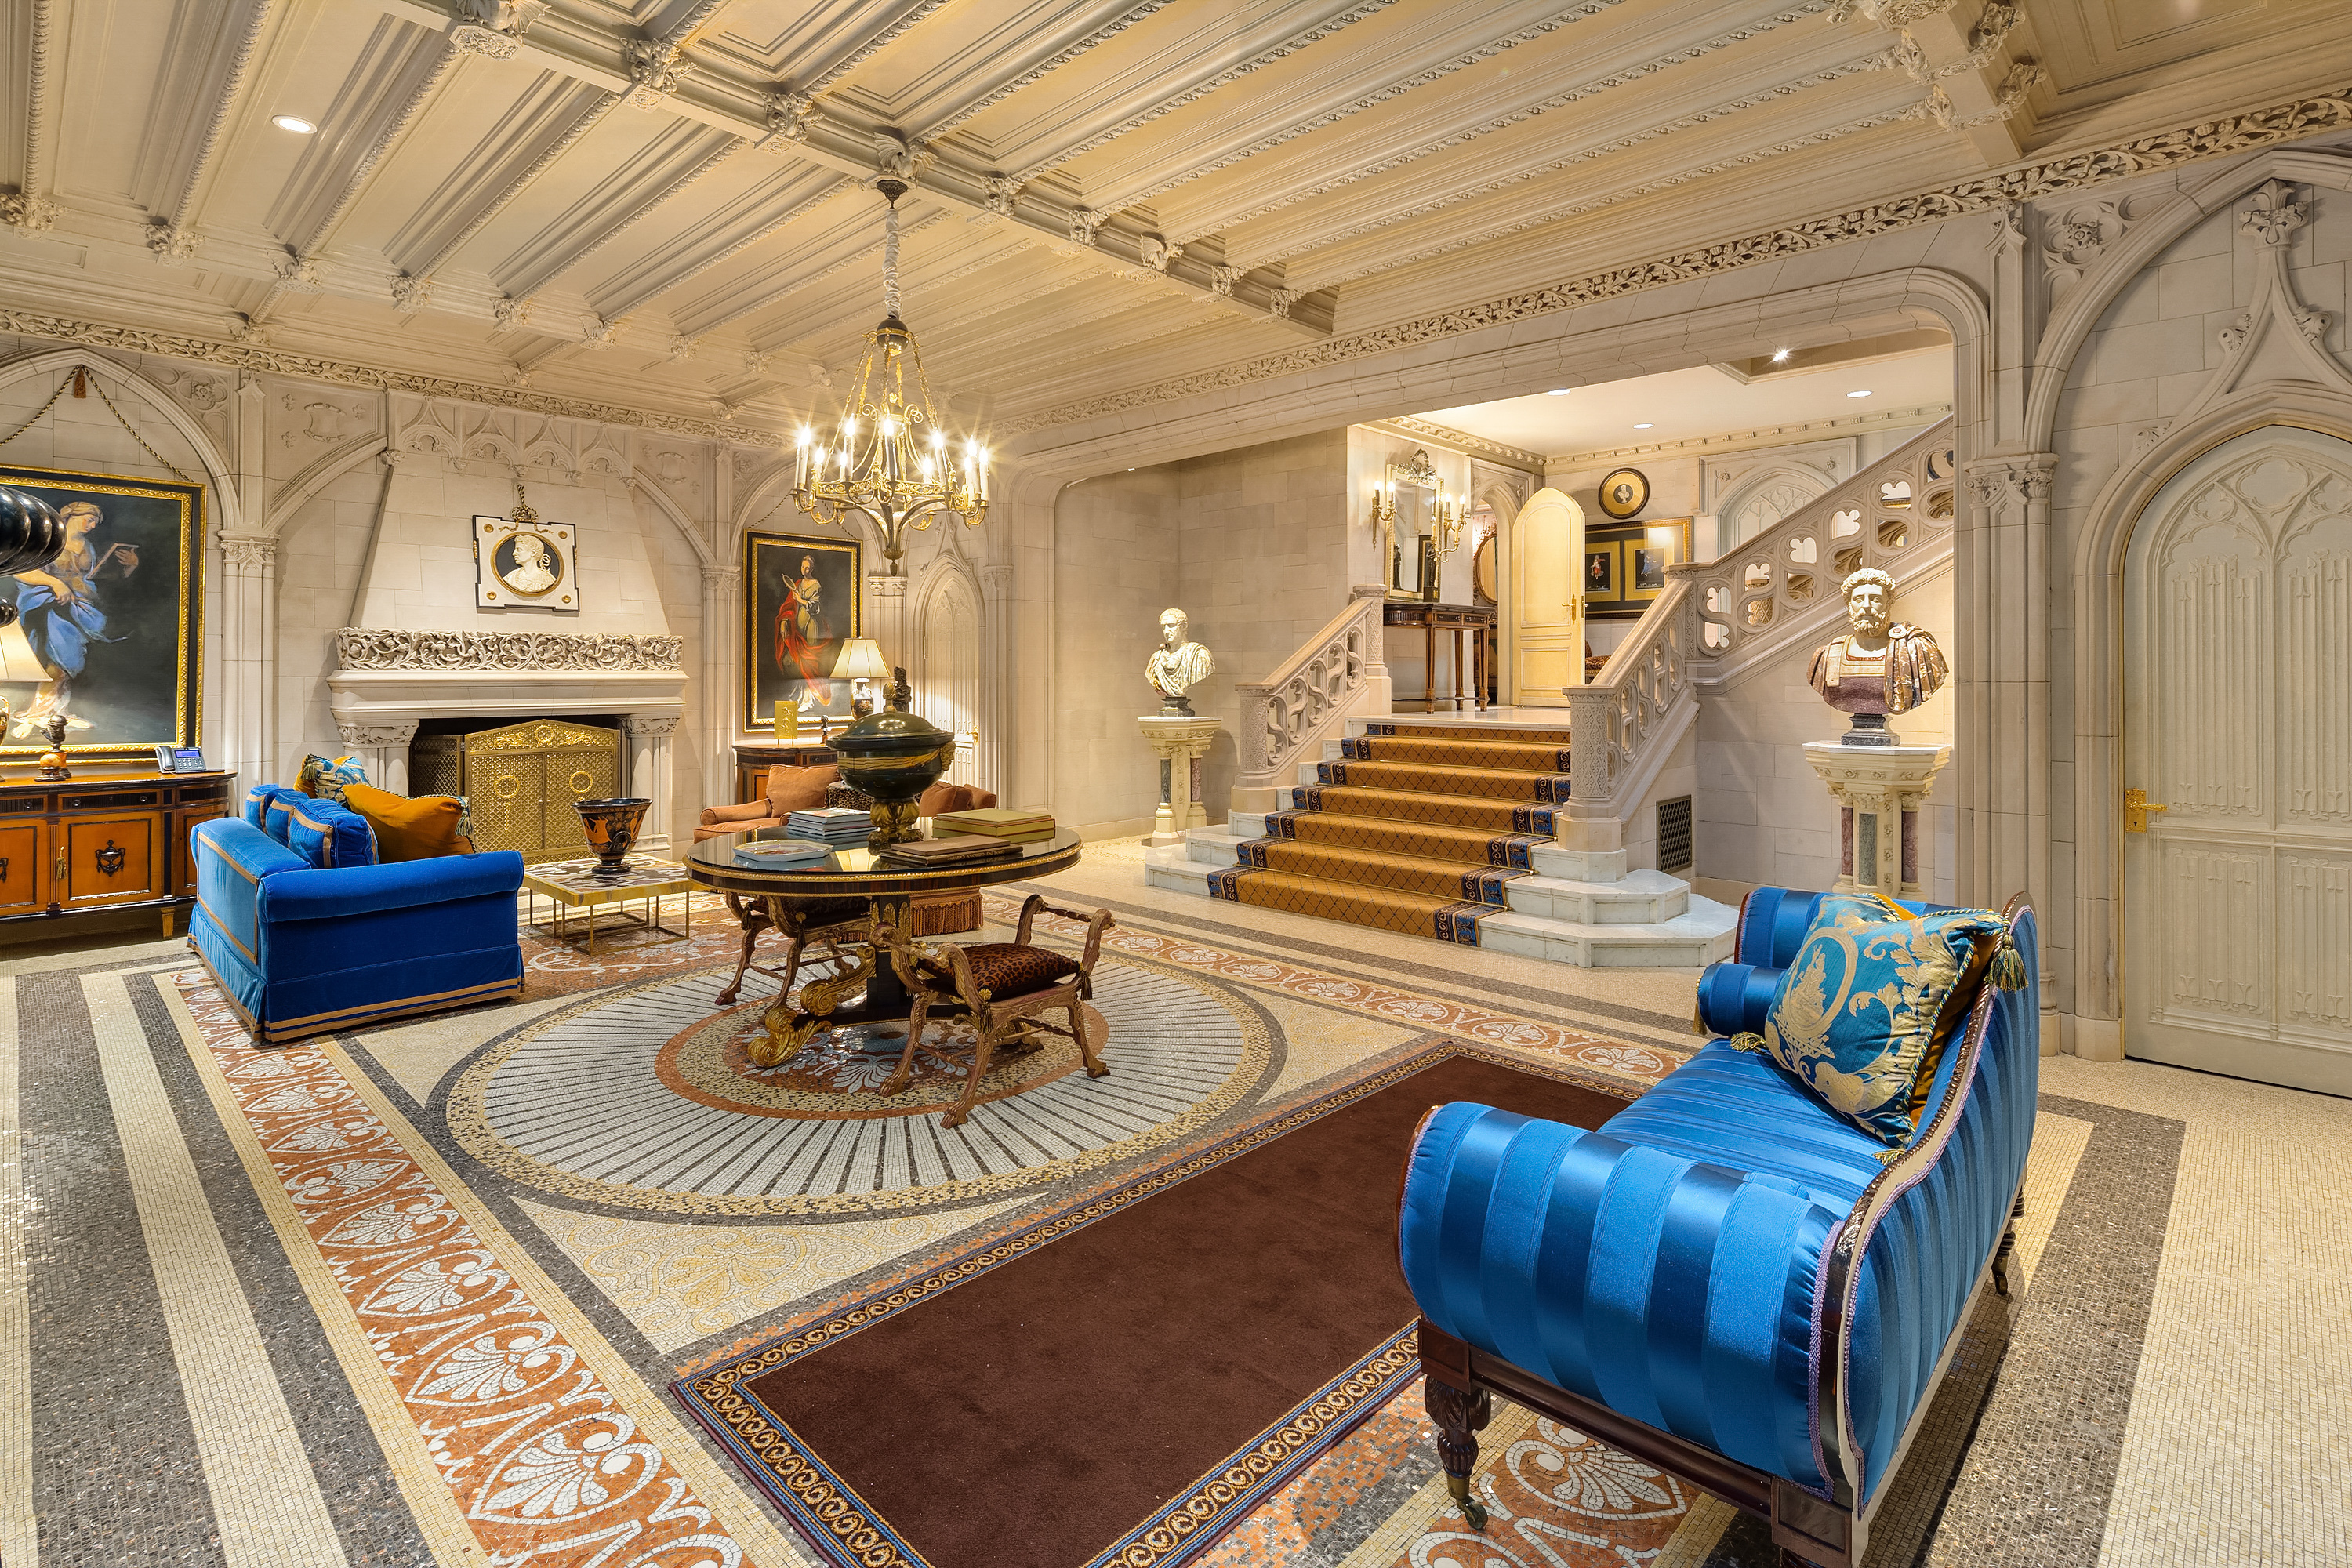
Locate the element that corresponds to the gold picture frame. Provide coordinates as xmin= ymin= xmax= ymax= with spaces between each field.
xmin=0 ymin=460 xmax=205 ymax=757
xmin=1596 ymin=466 xmax=1650 ymax=520
xmin=1585 ymin=517 xmax=1692 ymax=619
xmin=744 ymin=531 xmax=862 ymax=731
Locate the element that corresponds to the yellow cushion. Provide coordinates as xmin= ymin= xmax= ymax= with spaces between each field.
xmin=342 ymin=781 xmax=475 ymax=862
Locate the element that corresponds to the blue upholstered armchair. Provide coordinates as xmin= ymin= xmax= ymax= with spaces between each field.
xmin=190 ymin=816 xmax=526 ymax=1044
xmin=1399 ymin=887 xmax=2038 ymax=1568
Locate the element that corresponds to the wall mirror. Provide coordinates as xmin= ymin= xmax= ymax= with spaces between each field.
xmin=1381 ymin=448 xmax=1443 ymax=600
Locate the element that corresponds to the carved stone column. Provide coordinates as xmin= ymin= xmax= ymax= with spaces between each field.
xmin=1805 ymin=742 xmax=1954 ymax=906
xmin=701 ymin=562 xmax=739 ymax=802
xmin=865 ymin=570 xmax=910 ymax=668
xmin=979 ymin=563 xmax=1012 ymax=800
xmin=625 ymin=711 xmax=681 ymax=854
xmin=1138 ymin=715 xmax=1225 ymax=846
xmin=334 ymin=717 xmax=416 ymax=795
xmin=1962 ymin=452 xmax=2056 ymax=1036
xmin=217 ymin=532 xmax=278 ymax=787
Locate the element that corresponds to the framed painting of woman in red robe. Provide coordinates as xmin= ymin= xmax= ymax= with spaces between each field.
xmin=742 ymin=530 xmax=861 ymax=732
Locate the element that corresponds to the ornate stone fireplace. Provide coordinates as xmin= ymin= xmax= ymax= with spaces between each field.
xmin=328 ymin=630 xmax=688 ymax=853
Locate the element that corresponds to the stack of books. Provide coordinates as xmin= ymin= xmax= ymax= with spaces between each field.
xmin=931 ymin=808 xmax=1057 ymax=844
xmin=732 ymin=838 xmax=834 ymax=870
xmin=785 ymin=806 xmax=873 ymax=847
xmin=877 ymin=835 xmax=1020 ymax=868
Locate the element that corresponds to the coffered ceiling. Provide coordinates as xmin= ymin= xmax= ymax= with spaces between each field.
xmin=1 ymin=0 xmax=2344 ymax=445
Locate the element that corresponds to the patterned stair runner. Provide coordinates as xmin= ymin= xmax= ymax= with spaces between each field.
xmin=1207 ymin=721 xmax=1569 ymax=944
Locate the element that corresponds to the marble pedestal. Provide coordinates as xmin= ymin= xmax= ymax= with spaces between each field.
xmin=1803 ymin=741 xmax=1950 ymax=901
xmin=1139 ymin=715 xmax=1223 ymax=847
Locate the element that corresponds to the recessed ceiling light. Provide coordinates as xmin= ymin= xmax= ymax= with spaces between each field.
xmin=1847 ymin=389 xmax=1872 ymax=397
xmin=1545 ymin=387 xmax=1571 ymax=396
xmin=1633 ymin=423 xmax=1653 ymax=429
xmin=272 ymin=114 xmax=316 ymax=134
xmin=1771 ymin=348 xmax=1791 ymax=363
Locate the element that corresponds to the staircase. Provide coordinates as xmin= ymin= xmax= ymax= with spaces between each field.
xmin=1149 ymin=715 xmax=1737 ymax=967
xmin=1148 ymin=419 xmax=1960 ymax=970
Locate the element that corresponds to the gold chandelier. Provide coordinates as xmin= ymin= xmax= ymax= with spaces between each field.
xmin=792 ymin=178 xmax=988 ymax=562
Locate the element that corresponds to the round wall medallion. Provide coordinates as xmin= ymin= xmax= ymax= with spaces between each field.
xmin=1597 ymin=467 xmax=1649 ymax=519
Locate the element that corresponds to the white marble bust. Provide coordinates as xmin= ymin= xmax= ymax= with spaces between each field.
xmin=1145 ymin=607 xmax=1214 ymax=715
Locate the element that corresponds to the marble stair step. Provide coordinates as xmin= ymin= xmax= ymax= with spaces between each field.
xmin=1296 ymin=759 xmax=1571 ymax=800
xmin=1505 ymin=869 xmax=1691 ymax=925
xmin=1476 ymin=898 xmax=1739 ymax=969
xmin=1147 ymin=837 xmax=1739 ymax=971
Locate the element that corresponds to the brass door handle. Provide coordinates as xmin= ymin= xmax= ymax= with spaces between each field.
xmin=2124 ymin=787 xmax=2168 ymax=833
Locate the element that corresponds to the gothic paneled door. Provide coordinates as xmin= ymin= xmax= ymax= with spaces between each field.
xmin=2122 ymin=426 xmax=2352 ymax=1094
xmin=915 ymin=569 xmax=982 ymax=785
xmin=1509 ymin=487 xmax=1584 ymax=705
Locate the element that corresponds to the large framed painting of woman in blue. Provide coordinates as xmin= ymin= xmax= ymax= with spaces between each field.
xmin=742 ymin=530 xmax=861 ymax=732
xmin=0 ymin=463 xmax=205 ymax=759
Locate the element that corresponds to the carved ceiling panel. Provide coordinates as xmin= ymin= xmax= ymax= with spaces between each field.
xmin=0 ymin=0 xmax=2345 ymax=445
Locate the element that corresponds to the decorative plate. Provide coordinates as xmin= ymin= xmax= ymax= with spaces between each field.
xmin=1597 ymin=466 xmax=1649 ymax=519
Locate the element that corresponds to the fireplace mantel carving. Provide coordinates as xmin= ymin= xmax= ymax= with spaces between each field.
xmin=335 ymin=628 xmax=685 ymax=672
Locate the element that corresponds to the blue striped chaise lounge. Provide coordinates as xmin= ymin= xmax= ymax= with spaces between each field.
xmin=1397 ymin=887 xmax=2038 ymax=1568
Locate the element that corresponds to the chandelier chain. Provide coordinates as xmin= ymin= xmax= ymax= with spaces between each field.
xmin=883 ymin=200 xmax=902 ymax=321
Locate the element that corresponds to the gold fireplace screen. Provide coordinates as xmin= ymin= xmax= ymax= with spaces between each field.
xmin=411 ymin=719 xmax=622 ymax=865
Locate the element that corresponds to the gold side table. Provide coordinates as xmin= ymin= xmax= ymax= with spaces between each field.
xmin=522 ymin=856 xmax=695 ymax=956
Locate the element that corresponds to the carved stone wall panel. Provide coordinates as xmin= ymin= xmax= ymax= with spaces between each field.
xmin=334 ymin=629 xmax=686 ymax=671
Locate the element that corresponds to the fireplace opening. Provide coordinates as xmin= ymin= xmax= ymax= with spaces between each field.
xmin=411 ymin=715 xmax=627 ymax=864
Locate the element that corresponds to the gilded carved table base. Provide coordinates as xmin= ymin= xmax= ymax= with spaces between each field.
xmin=720 ymin=891 xmax=929 ymax=1069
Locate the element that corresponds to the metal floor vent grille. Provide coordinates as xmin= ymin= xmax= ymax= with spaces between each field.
xmin=1657 ymin=795 xmax=1693 ymax=874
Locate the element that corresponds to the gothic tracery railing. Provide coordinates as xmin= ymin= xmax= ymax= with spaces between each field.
xmin=1565 ymin=419 xmax=1958 ymax=818
xmin=1231 ymin=586 xmax=1388 ymax=805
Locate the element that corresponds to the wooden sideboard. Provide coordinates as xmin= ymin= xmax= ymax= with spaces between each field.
xmin=0 ymin=768 xmax=235 ymax=936
xmin=731 ymin=740 xmax=839 ymax=804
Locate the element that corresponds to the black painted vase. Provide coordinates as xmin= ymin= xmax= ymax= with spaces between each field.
xmin=832 ymin=668 xmax=954 ymax=850
xmin=575 ymin=797 xmax=652 ymax=877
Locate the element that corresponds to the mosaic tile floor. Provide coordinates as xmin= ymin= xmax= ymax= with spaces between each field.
xmin=1 ymin=847 xmax=2343 ymax=1566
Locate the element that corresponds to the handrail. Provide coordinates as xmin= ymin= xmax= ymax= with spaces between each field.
xmin=1563 ymin=419 xmax=1958 ymax=826
xmin=1230 ymin=583 xmax=1390 ymax=808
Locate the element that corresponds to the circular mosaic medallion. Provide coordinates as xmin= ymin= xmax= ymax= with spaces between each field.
xmin=448 ymin=959 xmax=1269 ymax=1217
xmin=654 ymin=1002 xmax=1104 ymax=1120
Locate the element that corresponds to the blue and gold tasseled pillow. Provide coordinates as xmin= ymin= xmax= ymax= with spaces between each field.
xmin=1734 ymin=894 xmax=2010 ymax=1149
xmin=296 ymin=753 xmax=368 ymax=803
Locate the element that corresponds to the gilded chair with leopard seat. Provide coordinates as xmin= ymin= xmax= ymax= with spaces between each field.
xmin=876 ymin=892 xmax=1112 ymax=1127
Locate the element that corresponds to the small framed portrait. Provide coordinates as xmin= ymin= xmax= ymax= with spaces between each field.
xmin=1588 ymin=517 xmax=1693 ymax=617
xmin=1596 ymin=466 xmax=1649 ymax=520
xmin=1632 ymin=546 xmax=1668 ymax=593
xmin=474 ymin=516 xmax=576 ymax=610
xmin=1583 ymin=543 xmax=1619 ymax=601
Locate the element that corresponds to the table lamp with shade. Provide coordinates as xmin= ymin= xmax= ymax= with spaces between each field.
xmin=834 ymin=637 xmax=891 ymax=719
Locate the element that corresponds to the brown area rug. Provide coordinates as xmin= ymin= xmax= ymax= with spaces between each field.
xmin=676 ymin=1045 xmax=1630 ymax=1568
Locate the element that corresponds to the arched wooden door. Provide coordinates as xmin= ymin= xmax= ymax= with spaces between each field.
xmin=2122 ymin=424 xmax=2352 ymax=1094
xmin=1509 ymin=487 xmax=1584 ymax=705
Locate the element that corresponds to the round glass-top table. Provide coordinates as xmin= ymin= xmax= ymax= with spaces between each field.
xmin=682 ymin=827 xmax=1083 ymax=1065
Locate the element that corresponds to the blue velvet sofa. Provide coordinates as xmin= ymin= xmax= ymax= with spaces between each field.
xmin=189 ymin=815 xmax=527 ymax=1044
xmin=1398 ymin=887 xmax=2038 ymax=1568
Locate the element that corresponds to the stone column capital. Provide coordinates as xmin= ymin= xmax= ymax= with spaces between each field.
xmin=218 ymin=532 xmax=280 ymax=572
xmin=335 ymin=717 xmax=418 ymax=748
